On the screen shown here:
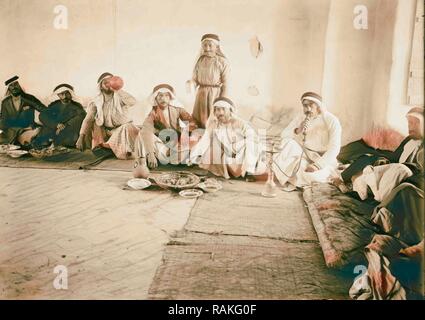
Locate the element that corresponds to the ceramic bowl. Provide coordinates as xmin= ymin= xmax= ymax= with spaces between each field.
xmin=126 ymin=178 xmax=152 ymax=190
xmin=179 ymin=189 xmax=203 ymax=199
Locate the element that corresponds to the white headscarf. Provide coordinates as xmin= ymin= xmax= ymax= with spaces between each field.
xmin=301 ymin=92 xmax=326 ymax=112
xmin=212 ymin=97 xmax=236 ymax=112
xmin=407 ymin=106 xmax=424 ymax=138
xmin=47 ymin=84 xmax=81 ymax=105
xmin=192 ymin=35 xmax=227 ymax=71
xmin=149 ymin=85 xmax=184 ymax=108
xmin=92 ymin=73 xmax=124 ymax=127
xmin=3 ymin=79 xmax=22 ymax=99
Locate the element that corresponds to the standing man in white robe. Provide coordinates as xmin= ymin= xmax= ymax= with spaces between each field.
xmin=273 ymin=92 xmax=342 ymax=190
xmin=189 ymin=97 xmax=266 ymax=179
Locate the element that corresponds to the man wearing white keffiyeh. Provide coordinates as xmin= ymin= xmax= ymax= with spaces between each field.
xmin=189 ymin=97 xmax=266 ymax=179
xmin=33 ymin=84 xmax=86 ymax=149
xmin=76 ymin=72 xmax=139 ymax=159
xmin=273 ymin=92 xmax=342 ymax=191
xmin=135 ymin=84 xmax=197 ymax=169
xmin=188 ymin=34 xmax=231 ymax=129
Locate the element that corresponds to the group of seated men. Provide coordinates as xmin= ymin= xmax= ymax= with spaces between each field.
xmin=1 ymin=74 xmax=423 ymax=193
xmin=0 ymin=77 xmax=86 ymax=149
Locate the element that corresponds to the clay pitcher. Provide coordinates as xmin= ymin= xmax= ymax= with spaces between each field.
xmin=133 ymin=157 xmax=150 ymax=179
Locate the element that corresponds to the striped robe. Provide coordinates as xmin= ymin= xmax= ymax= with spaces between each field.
xmin=79 ymin=90 xmax=139 ymax=159
xmin=136 ymin=104 xmax=197 ymax=164
xmin=192 ymin=55 xmax=230 ymax=128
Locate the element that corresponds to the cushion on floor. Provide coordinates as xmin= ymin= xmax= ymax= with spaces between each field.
xmin=303 ymin=183 xmax=382 ymax=268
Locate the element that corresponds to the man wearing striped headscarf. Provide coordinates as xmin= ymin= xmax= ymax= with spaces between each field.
xmin=273 ymin=92 xmax=342 ymax=191
xmin=188 ymin=34 xmax=231 ymax=129
xmin=76 ymin=72 xmax=139 ymax=159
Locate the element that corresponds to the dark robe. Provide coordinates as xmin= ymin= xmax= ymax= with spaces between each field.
xmin=34 ymin=100 xmax=86 ymax=148
xmin=338 ymin=137 xmax=418 ymax=183
xmin=0 ymin=93 xmax=47 ymax=145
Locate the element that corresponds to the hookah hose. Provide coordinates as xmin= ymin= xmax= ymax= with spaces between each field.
xmin=271 ymin=115 xmax=311 ymax=179
xmin=271 ymin=140 xmax=306 ymax=179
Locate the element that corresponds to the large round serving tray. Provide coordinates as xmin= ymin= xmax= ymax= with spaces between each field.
xmin=29 ymin=147 xmax=71 ymax=159
xmin=155 ymin=171 xmax=201 ymax=190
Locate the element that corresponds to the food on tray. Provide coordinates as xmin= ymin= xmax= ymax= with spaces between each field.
xmin=155 ymin=172 xmax=200 ymax=190
xmin=29 ymin=146 xmax=70 ymax=158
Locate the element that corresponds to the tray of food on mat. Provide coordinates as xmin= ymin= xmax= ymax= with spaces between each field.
xmin=29 ymin=146 xmax=71 ymax=159
xmin=154 ymin=171 xmax=201 ymax=190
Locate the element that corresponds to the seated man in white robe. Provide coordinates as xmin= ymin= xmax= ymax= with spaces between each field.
xmin=135 ymin=84 xmax=197 ymax=169
xmin=189 ymin=97 xmax=266 ymax=179
xmin=76 ymin=72 xmax=140 ymax=159
xmin=273 ymin=92 xmax=342 ymax=191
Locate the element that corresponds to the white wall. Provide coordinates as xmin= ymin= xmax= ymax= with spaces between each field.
xmin=0 ymin=0 xmax=421 ymax=141
xmin=321 ymin=0 xmax=421 ymax=144
xmin=321 ymin=0 xmax=381 ymax=144
xmin=0 ymin=0 xmax=329 ymax=126
xmin=386 ymin=0 xmax=419 ymax=133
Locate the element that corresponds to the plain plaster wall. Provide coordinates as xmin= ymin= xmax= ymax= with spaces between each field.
xmin=0 ymin=0 xmax=421 ymax=142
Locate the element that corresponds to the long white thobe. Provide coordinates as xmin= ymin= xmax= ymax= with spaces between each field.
xmin=273 ymin=110 xmax=342 ymax=187
xmin=190 ymin=116 xmax=266 ymax=179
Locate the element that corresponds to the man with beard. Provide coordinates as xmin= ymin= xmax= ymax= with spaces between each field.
xmin=136 ymin=84 xmax=197 ymax=168
xmin=0 ymin=76 xmax=47 ymax=146
xmin=272 ymin=92 xmax=342 ymax=191
xmin=33 ymin=84 xmax=86 ymax=148
xmin=76 ymin=72 xmax=139 ymax=159
xmin=187 ymin=34 xmax=231 ymax=128
xmin=189 ymin=97 xmax=265 ymax=179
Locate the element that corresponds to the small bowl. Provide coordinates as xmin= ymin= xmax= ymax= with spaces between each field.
xmin=197 ymin=182 xmax=223 ymax=193
xmin=8 ymin=145 xmax=21 ymax=151
xmin=127 ymin=178 xmax=152 ymax=190
xmin=7 ymin=150 xmax=28 ymax=158
xmin=0 ymin=144 xmax=21 ymax=154
xmin=179 ymin=189 xmax=203 ymax=199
